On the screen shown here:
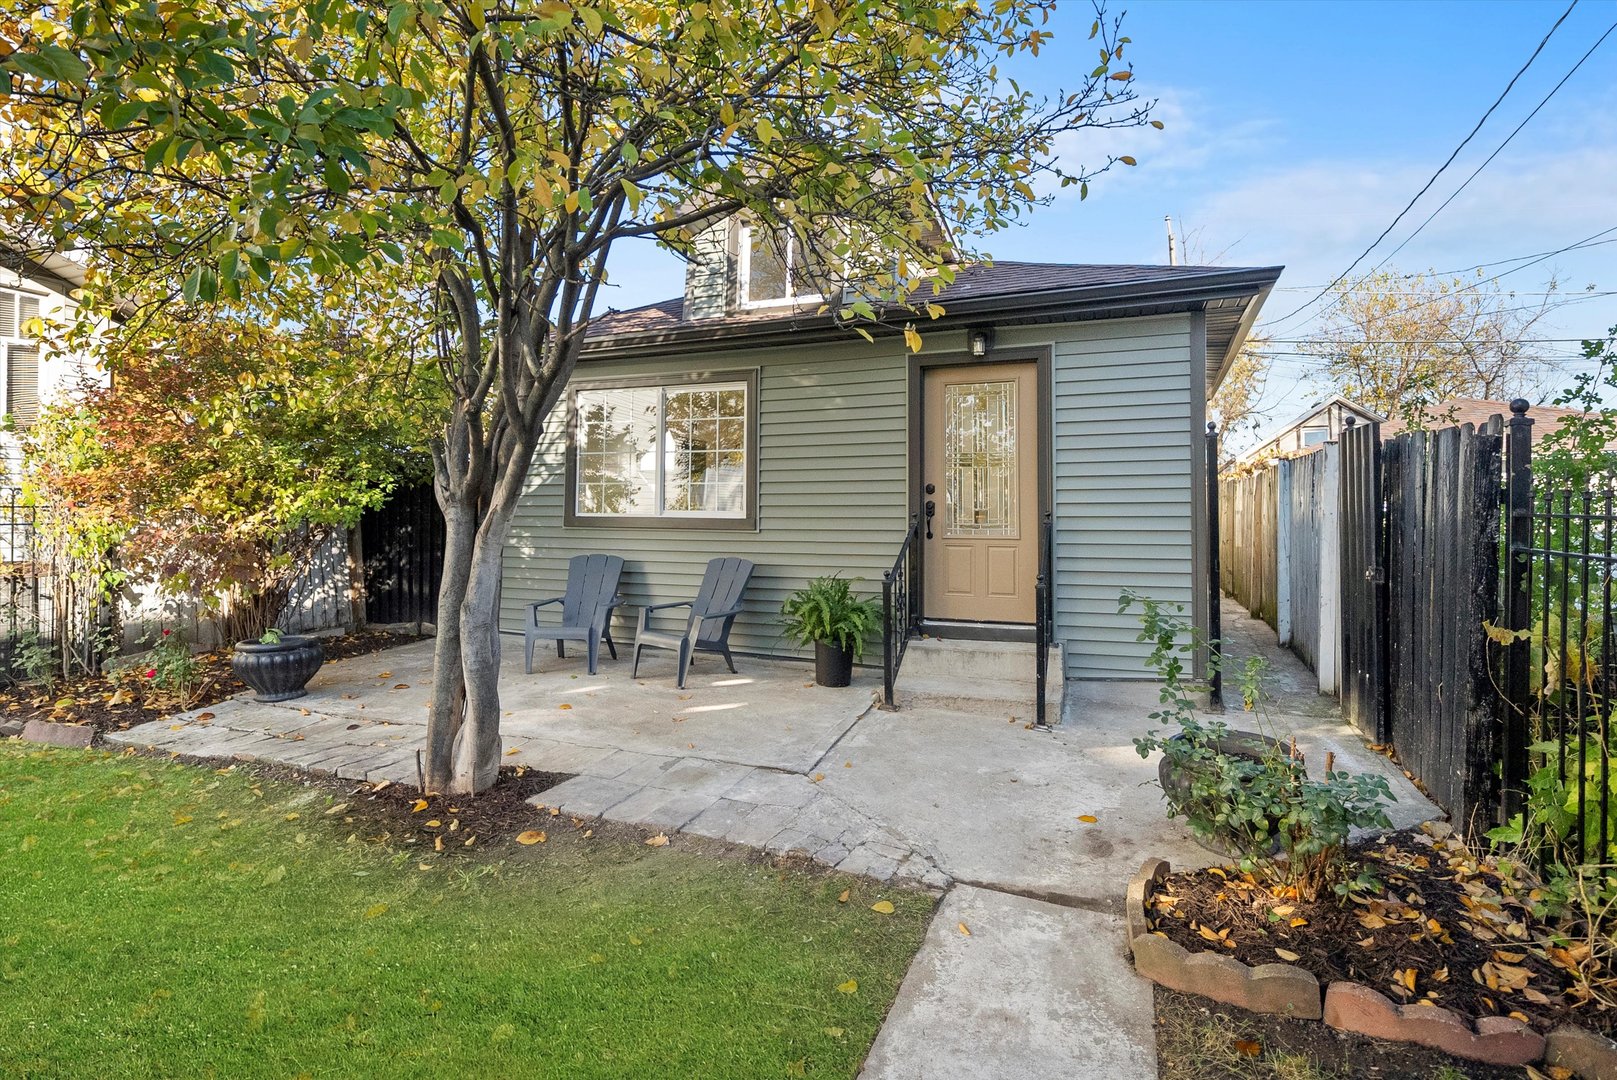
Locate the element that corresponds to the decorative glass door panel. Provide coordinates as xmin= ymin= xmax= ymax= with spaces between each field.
xmin=943 ymin=381 xmax=1019 ymax=538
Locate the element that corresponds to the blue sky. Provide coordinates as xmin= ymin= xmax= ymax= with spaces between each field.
xmin=597 ymin=0 xmax=1617 ymax=448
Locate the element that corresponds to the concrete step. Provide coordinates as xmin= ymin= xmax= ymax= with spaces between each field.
xmin=895 ymin=639 xmax=1064 ymax=720
xmin=898 ymin=637 xmax=1056 ymax=681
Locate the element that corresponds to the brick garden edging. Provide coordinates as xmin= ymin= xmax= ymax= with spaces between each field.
xmin=1125 ymin=857 xmax=1617 ymax=1074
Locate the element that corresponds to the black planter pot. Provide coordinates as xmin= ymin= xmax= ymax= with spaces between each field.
xmin=813 ymin=640 xmax=855 ymax=688
xmin=1157 ymin=729 xmax=1300 ymax=858
xmin=232 ymin=636 xmax=325 ymax=702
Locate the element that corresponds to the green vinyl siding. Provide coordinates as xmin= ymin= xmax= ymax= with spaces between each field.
xmin=504 ymin=313 xmax=1198 ymax=680
xmin=503 ymin=343 xmax=909 ymax=661
xmin=1000 ymin=316 xmax=1195 ymax=679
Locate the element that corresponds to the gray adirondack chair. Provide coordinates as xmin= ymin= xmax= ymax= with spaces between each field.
xmin=631 ymin=557 xmax=755 ymax=689
xmin=524 ymin=554 xmax=624 ymax=675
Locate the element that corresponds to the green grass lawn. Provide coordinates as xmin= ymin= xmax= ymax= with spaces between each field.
xmin=0 ymin=744 xmax=933 ymax=1079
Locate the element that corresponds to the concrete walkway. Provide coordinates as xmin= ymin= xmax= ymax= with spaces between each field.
xmin=105 ymin=604 xmax=1439 ymax=1079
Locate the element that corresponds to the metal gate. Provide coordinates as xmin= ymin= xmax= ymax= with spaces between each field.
xmin=1339 ymin=418 xmax=1388 ymax=742
xmin=359 ymin=483 xmax=445 ymax=627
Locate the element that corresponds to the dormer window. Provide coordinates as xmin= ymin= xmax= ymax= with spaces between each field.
xmin=738 ymin=223 xmax=825 ymax=308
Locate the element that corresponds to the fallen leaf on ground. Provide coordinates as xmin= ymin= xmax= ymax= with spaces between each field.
xmin=1275 ymin=948 xmax=1300 ymax=962
xmin=1077 ymin=814 xmax=1098 ymax=824
xmin=837 ymin=889 xmax=850 ymax=903
xmin=958 ymin=922 xmax=971 ymax=936
xmin=505 ymin=748 xmax=519 ymax=755
xmin=363 ymin=903 xmax=388 ymax=919
xmin=645 ymin=833 xmax=669 ymax=847
xmin=837 ymin=979 xmax=858 ymax=994
xmin=871 ymin=901 xmax=895 ymax=915
xmin=516 ymin=830 xmax=547 ymax=845
xmin=392 ymin=684 xmax=409 ymax=690
xmin=558 ymin=704 xmax=573 ymax=710
xmin=411 ymin=799 xmax=429 ymax=812
xmin=811 ymin=773 xmax=825 ymax=783
xmin=1233 ymin=1039 xmax=1261 ymax=1058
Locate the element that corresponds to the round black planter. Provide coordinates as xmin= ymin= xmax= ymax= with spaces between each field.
xmin=1157 ymin=729 xmax=1299 ymax=858
xmin=232 ymin=636 xmax=325 ymax=702
xmin=813 ymin=640 xmax=855 ymax=687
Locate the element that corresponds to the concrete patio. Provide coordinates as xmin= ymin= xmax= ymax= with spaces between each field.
xmin=105 ymin=605 xmax=1442 ymax=1079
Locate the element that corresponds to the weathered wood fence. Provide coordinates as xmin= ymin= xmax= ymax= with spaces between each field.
xmin=1218 ymin=466 xmax=1278 ymax=628
xmin=1216 ymin=404 xmax=1598 ymax=841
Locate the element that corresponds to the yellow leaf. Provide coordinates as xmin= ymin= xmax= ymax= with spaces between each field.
xmin=958 ymin=922 xmax=971 ymax=936
xmin=645 ymin=833 xmax=669 ymax=847
xmin=1275 ymin=948 xmax=1301 ymax=962
xmin=558 ymin=703 xmax=573 ymax=710
xmin=837 ymin=889 xmax=850 ymax=903
xmin=903 ymin=325 xmax=923 ymax=353
xmin=411 ymin=799 xmax=429 ymax=813
xmin=1232 ymin=1039 xmax=1260 ymax=1058
xmin=173 ymin=814 xmax=192 ymax=825
xmin=425 ymin=820 xmax=441 ymax=827
xmin=812 ymin=773 xmax=825 ymax=783
xmin=837 ymin=979 xmax=858 ymax=994
xmin=1197 ymin=925 xmax=1222 ymax=943
xmin=1118 ymin=155 xmax=1137 ymax=166
xmin=1270 ymin=905 xmax=1295 ymax=917
xmin=1077 ymin=814 xmax=1098 ymax=824
xmin=434 ymin=835 xmax=444 ymax=852
xmin=364 ymin=903 xmax=388 ymax=919
xmin=392 ymin=683 xmax=410 ymax=690
xmin=1290 ymin=917 xmax=1308 ymax=928
xmin=516 ymin=830 xmax=547 ymax=845
xmin=629 ymin=936 xmax=642 ymax=946
xmin=871 ymin=901 xmax=895 ymax=915
xmin=506 ymin=748 xmax=519 ymax=755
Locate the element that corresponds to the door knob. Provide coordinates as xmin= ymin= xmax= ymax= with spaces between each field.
xmin=924 ymin=499 xmax=936 ymax=540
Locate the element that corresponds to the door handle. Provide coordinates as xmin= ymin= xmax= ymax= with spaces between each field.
xmin=924 ymin=499 xmax=936 ymax=540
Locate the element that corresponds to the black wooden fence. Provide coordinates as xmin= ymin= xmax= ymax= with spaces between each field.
xmin=1383 ymin=420 xmax=1503 ymax=834
xmin=359 ymin=482 xmax=445 ymax=627
xmin=1339 ymin=417 xmax=1389 ymax=743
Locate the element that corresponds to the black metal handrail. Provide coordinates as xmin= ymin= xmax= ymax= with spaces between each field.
xmin=1034 ymin=510 xmax=1055 ymax=729
xmin=880 ymin=514 xmax=921 ymax=710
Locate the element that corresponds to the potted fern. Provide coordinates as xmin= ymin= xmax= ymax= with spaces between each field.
xmin=781 ymin=575 xmax=881 ymax=687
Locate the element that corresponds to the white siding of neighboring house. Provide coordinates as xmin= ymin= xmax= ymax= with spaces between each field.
xmin=0 ymin=265 xmax=97 ymax=481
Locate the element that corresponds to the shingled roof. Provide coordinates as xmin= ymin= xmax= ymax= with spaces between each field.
xmin=1379 ymin=397 xmax=1590 ymax=447
xmin=583 ymin=259 xmax=1282 ymax=393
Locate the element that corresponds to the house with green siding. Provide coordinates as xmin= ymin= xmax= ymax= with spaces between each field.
xmin=502 ymin=216 xmax=1278 ymax=702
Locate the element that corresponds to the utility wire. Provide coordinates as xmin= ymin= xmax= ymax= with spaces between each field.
xmin=1260 ymin=0 xmax=1579 ymax=329
xmin=1365 ymin=16 xmax=1617 ymax=275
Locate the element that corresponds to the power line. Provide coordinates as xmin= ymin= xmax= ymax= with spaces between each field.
xmin=1260 ymin=0 xmax=1579 ymax=329
xmin=1365 ymin=16 xmax=1617 ymax=274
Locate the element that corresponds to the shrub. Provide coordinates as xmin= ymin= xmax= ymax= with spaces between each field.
xmin=1122 ymin=589 xmax=1395 ymax=902
xmin=780 ymin=575 xmax=881 ymax=661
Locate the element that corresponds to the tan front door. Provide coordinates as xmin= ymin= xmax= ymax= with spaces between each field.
xmin=922 ymin=362 xmax=1039 ymax=623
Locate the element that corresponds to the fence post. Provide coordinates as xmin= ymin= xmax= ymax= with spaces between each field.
xmin=1501 ymin=399 xmax=1535 ymax=824
xmin=1207 ymin=422 xmax=1223 ymax=709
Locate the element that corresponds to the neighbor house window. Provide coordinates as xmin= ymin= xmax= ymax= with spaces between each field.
xmin=0 ymin=289 xmax=42 ymax=426
xmin=738 ymin=223 xmax=826 ymax=308
xmin=567 ymin=372 xmax=756 ymax=528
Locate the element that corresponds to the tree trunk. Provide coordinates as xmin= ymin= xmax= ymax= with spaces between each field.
xmin=425 ymin=501 xmax=476 ymax=792
xmin=451 ymin=504 xmax=512 ymax=793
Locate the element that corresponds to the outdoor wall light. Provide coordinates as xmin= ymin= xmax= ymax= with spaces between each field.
xmin=968 ymin=327 xmax=994 ymax=357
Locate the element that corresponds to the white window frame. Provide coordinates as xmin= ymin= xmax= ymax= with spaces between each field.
xmin=737 ymin=224 xmax=825 ymax=309
xmin=0 ymin=288 xmax=43 ymax=427
xmin=570 ymin=377 xmax=752 ymax=523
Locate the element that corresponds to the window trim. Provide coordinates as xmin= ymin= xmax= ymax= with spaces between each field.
xmin=563 ymin=368 xmax=760 ymax=531
xmin=737 ymin=224 xmax=825 ymax=310
xmin=0 ymin=287 xmax=44 ymax=428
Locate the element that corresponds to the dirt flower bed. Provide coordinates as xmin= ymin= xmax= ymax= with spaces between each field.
xmin=3 ymin=628 xmax=422 ymax=734
xmin=1148 ymin=821 xmax=1614 ymax=1038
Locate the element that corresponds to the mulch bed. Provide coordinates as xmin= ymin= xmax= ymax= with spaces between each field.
xmin=1149 ymin=823 xmax=1615 ymax=1038
xmin=3 ymin=629 xmax=422 ymax=733
xmin=1153 ymin=985 xmax=1523 ymax=1080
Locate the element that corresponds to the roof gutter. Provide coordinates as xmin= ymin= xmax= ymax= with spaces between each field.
xmin=583 ymin=265 xmax=1284 ymax=362
xmin=1206 ymin=276 xmax=1277 ymax=393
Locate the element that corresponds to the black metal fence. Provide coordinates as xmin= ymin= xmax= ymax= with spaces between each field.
xmin=1500 ymin=402 xmax=1615 ymax=865
xmin=1034 ymin=509 xmax=1055 ymax=729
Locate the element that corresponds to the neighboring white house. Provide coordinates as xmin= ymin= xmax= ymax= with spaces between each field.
xmin=0 ymin=247 xmax=96 ymax=478
xmin=1240 ymin=395 xmax=1384 ymax=463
